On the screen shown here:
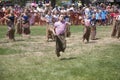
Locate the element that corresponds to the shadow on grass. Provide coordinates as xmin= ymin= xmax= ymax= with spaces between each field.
xmin=0 ymin=38 xmax=25 ymax=43
xmin=93 ymin=38 xmax=101 ymax=40
xmin=60 ymin=57 xmax=77 ymax=61
xmin=15 ymin=39 xmax=25 ymax=42
xmin=88 ymin=41 xmax=96 ymax=44
xmin=85 ymin=38 xmax=101 ymax=44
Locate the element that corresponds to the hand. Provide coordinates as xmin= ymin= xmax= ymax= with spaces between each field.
xmin=66 ymin=22 xmax=71 ymax=25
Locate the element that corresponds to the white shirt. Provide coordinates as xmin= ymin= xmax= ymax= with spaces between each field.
xmin=116 ymin=15 xmax=120 ymax=20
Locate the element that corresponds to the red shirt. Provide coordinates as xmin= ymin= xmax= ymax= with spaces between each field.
xmin=110 ymin=12 xmax=119 ymax=18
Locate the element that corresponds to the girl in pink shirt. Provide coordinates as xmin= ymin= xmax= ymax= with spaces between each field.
xmin=54 ymin=15 xmax=71 ymax=57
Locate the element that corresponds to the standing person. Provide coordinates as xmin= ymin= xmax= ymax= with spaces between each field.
xmin=64 ymin=12 xmax=71 ymax=37
xmin=44 ymin=0 xmax=51 ymax=11
xmin=111 ymin=12 xmax=120 ymax=39
xmin=4 ymin=9 xmax=15 ymax=41
xmin=100 ymin=9 xmax=107 ymax=26
xmin=91 ymin=11 xmax=97 ymax=40
xmin=45 ymin=11 xmax=55 ymax=41
xmin=82 ymin=15 xmax=91 ymax=43
xmin=21 ymin=10 xmax=30 ymax=38
xmin=38 ymin=0 xmax=43 ymax=7
xmin=54 ymin=15 xmax=71 ymax=57
xmin=95 ymin=10 xmax=101 ymax=26
xmin=78 ymin=0 xmax=82 ymax=8
xmin=16 ymin=13 xmax=22 ymax=35
xmin=116 ymin=13 xmax=120 ymax=39
xmin=29 ymin=10 xmax=35 ymax=25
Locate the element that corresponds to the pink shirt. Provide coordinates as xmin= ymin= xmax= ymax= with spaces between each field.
xmin=84 ymin=18 xmax=90 ymax=26
xmin=54 ymin=21 xmax=66 ymax=35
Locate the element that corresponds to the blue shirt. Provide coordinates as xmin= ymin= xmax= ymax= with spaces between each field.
xmin=96 ymin=12 xmax=100 ymax=20
xmin=23 ymin=16 xmax=29 ymax=21
xmin=101 ymin=10 xmax=107 ymax=19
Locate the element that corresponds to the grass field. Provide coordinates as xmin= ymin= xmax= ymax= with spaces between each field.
xmin=0 ymin=25 xmax=120 ymax=80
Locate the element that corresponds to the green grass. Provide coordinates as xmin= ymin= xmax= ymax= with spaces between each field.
xmin=0 ymin=48 xmax=22 ymax=55
xmin=0 ymin=26 xmax=7 ymax=39
xmin=0 ymin=25 xmax=83 ymax=39
xmin=70 ymin=25 xmax=83 ymax=33
xmin=31 ymin=25 xmax=46 ymax=36
xmin=0 ymin=25 xmax=120 ymax=80
xmin=31 ymin=25 xmax=84 ymax=36
xmin=0 ymin=44 xmax=120 ymax=80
